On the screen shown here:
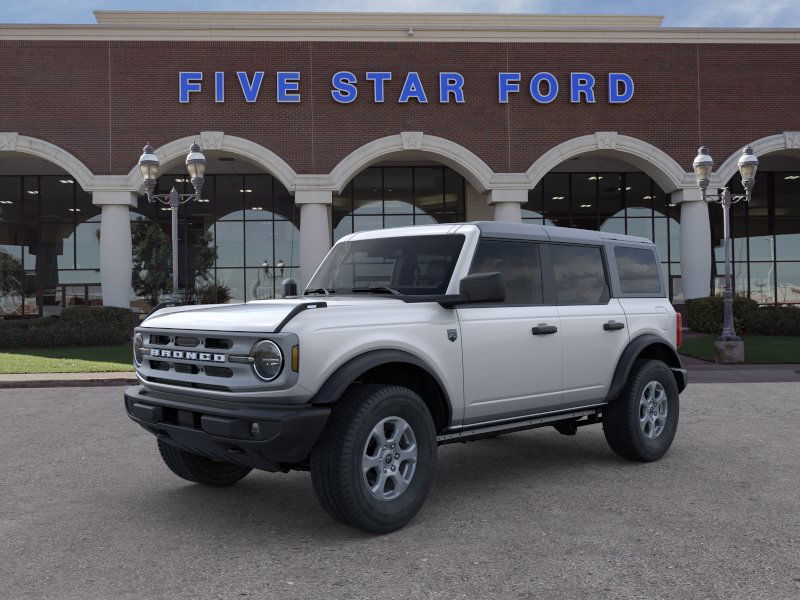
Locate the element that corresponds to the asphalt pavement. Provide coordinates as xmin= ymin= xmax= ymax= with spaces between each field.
xmin=1 ymin=384 xmax=798 ymax=600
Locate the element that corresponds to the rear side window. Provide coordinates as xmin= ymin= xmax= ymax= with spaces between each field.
xmin=550 ymin=245 xmax=608 ymax=304
xmin=469 ymin=240 xmax=543 ymax=304
xmin=614 ymin=246 xmax=662 ymax=294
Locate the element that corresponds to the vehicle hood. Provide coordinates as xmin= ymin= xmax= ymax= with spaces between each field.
xmin=140 ymin=297 xmax=405 ymax=333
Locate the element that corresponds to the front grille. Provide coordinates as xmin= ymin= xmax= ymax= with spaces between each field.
xmin=204 ymin=366 xmax=233 ymax=378
xmin=174 ymin=363 xmax=200 ymax=375
xmin=205 ymin=337 xmax=233 ymax=349
xmin=146 ymin=376 xmax=232 ymax=392
xmin=136 ymin=327 xmax=296 ymax=396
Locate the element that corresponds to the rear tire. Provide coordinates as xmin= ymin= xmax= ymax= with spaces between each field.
xmin=157 ymin=439 xmax=252 ymax=486
xmin=311 ymin=384 xmax=437 ymax=534
xmin=603 ymin=359 xmax=679 ymax=462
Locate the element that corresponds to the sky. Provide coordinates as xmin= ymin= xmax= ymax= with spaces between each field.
xmin=1 ymin=0 xmax=799 ymax=27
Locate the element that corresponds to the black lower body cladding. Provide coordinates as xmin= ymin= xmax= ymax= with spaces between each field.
xmin=123 ymin=385 xmax=330 ymax=471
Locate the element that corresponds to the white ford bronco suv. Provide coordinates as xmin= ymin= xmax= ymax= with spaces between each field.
xmin=125 ymin=221 xmax=686 ymax=533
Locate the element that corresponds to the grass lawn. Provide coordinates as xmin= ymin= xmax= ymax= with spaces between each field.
xmin=679 ymin=335 xmax=800 ymax=364
xmin=0 ymin=344 xmax=133 ymax=374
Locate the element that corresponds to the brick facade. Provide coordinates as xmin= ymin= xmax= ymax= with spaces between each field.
xmin=2 ymin=39 xmax=798 ymax=177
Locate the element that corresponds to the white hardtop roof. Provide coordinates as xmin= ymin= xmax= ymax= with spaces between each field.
xmin=339 ymin=221 xmax=652 ymax=246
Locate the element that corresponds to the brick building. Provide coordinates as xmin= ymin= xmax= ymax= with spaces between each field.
xmin=0 ymin=11 xmax=798 ymax=314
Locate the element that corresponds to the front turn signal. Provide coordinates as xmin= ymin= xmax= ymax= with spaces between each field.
xmin=291 ymin=345 xmax=299 ymax=372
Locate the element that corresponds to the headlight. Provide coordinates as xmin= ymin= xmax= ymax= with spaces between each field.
xmin=133 ymin=333 xmax=144 ymax=367
xmin=251 ymin=340 xmax=283 ymax=382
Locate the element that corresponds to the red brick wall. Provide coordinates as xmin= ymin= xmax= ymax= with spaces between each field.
xmin=1 ymin=39 xmax=798 ymax=177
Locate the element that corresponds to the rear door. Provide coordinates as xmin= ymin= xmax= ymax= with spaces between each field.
xmin=548 ymin=243 xmax=629 ymax=406
xmin=458 ymin=239 xmax=563 ymax=426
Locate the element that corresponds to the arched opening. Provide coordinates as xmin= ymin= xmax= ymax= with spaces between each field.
xmin=332 ymin=161 xmax=471 ymax=243
xmin=714 ymin=152 xmax=800 ymax=305
xmin=0 ymin=151 xmax=101 ymax=317
xmin=523 ymin=154 xmax=682 ymax=302
xmin=328 ymin=133 xmax=494 ymax=242
xmin=129 ymin=151 xmax=299 ymax=312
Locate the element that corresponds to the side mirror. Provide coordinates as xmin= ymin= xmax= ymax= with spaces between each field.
xmin=282 ymin=278 xmax=298 ymax=297
xmin=459 ymin=272 xmax=505 ymax=304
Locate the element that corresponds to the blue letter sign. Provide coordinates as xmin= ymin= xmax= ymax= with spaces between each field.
xmin=529 ymin=72 xmax=558 ymax=104
xmin=365 ymin=72 xmax=392 ymax=103
xmin=179 ymin=72 xmax=203 ymax=103
xmin=439 ymin=72 xmax=465 ymax=103
xmin=498 ymin=73 xmax=521 ymax=103
xmin=331 ymin=71 xmax=358 ymax=103
xmin=399 ymin=72 xmax=428 ymax=103
xmin=608 ymin=73 xmax=634 ymax=103
xmin=237 ymin=71 xmax=264 ymax=103
xmin=277 ymin=72 xmax=301 ymax=103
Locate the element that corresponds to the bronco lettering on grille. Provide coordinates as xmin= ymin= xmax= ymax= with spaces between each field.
xmin=149 ymin=348 xmax=226 ymax=362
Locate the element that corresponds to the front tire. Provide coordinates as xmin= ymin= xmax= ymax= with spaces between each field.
xmin=311 ymin=384 xmax=438 ymax=534
xmin=603 ymin=359 xmax=679 ymax=462
xmin=157 ymin=439 xmax=252 ymax=486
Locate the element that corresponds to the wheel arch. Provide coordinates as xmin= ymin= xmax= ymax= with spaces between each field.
xmin=605 ymin=334 xmax=687 ymax=402
xmin=310 ymin=349 xmax=453 ymax=432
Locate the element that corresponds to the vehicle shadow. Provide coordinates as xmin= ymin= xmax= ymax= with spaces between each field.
xmin=127 ymin=427 xmax=663 ymax=540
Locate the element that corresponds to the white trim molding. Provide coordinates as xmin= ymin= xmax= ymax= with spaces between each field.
xmin=0 ymin=133 xmax=95 ymax=191
xmin=713 ymin=131 xmax=800 ymax=187
xmin=329 ymin=132 xmax=496 ymax=194
xmin=526 ymin=132 xmax=692 ymax=193
xmin=123 ymin=132 xmax=298 ymax=193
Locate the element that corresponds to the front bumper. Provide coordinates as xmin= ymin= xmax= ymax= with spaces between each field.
xmin=124 ymin=385 xmax=330 ymax=472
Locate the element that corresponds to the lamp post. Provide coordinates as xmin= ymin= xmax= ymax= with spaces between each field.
xmin=138 ymin=143 xmax=206 ymax=304
xmin=692 ymin=144 xmax=759 ymax=363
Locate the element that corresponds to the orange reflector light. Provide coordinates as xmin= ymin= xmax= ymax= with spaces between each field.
xmin=291 ymin=345 xmax=299 ymax=372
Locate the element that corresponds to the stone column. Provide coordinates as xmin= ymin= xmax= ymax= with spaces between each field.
xmin=674 ymin=188 xmax=712 ymax=300
xmin=94 ymin=191 xmax=137 ymax=308
xmin=296 ymin=189 xmax=333 ymax=288
xmin=487 ymin=188 xmax=528 ymax=222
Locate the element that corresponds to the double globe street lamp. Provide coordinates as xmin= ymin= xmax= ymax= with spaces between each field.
xmin=692 ymin=144 xmax=759 ymax=363
xmin=138 ymin=143 xmax=207 ymax=304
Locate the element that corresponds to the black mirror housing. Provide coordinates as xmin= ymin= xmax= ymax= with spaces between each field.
xmin=459 ymin=271 xmax=505 ymax=304
xmin=282 ymin=278 xmax=298 ymax=297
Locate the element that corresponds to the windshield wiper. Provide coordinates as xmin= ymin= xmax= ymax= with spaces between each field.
xmin=350 ymin=286 xmax=401 ymax=296
xmin=305 ymin=287 xmax=334 ymax=296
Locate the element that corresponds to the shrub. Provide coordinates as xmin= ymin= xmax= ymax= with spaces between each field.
xmin=685 ymin=296 xmax=800 ymax=336
xmin=196 ymin=282 xmax=232 ymax=305
xmin=685 ymin=296 xmax=759 ymax=335
xmin=0 ymin=306 xmax=138 ymax=350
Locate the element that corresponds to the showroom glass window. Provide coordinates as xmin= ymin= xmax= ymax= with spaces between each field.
xmin=333 ymin=166 xmax=466 ymax=242
xmin=129 ymin=173 xmax=299 ymax=312
xmin=0 ymin=176 xmax=100 ymax=317
xmin=524 ymin=172 xmax=681 ymax=302
xmin=712 ymin=171 xmax=800 ymax=305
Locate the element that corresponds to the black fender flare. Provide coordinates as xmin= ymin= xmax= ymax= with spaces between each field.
xmin=605 ymin=334 xmax=687 ymax=402
xmin=309 ymin=349 xmax=453 ymax=422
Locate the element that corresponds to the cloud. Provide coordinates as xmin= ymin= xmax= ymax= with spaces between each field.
xmin=1 ymin=0 xmax=798 ymax=27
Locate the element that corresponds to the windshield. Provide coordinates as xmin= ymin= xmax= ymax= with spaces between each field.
xmin=306 ymin=234 xmax=465 ymax=296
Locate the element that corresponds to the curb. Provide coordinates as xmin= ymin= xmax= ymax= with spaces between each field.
xmin=0 ymin=374 xmax=138 ymax=389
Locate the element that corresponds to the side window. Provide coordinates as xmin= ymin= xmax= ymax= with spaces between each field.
xmin=469 ymin=240 xmax=543 ymax=304
xmin=550 ymin=244 xmax=608 ymax=304
xmin=615 ymin=246 xmax=662 ymax=294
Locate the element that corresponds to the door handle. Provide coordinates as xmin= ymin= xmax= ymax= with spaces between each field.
xmin=532 ymin=323 xmax=558 ymax=335
xmin=603 ymin=320 xmax=625 ymax=331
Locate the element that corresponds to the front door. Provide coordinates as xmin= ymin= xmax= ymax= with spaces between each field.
xmin=458 ymin=239 xmax=563 ymax=426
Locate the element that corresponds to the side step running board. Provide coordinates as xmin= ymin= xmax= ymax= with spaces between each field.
xmin=437 ymin=408 xmax=601 ymax=445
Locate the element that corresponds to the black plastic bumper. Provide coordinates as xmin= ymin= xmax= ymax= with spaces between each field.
xmin=672 ymin=367 xmax=688 ymax=393
xmin=124 ymin=385 xmax=330 ymax=472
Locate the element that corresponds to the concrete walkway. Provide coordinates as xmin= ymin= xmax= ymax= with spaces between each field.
xmin=1 ymin=360 xmax=798 ymax=388
xmin=0 ymin=371 xmax=137 ymax=389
